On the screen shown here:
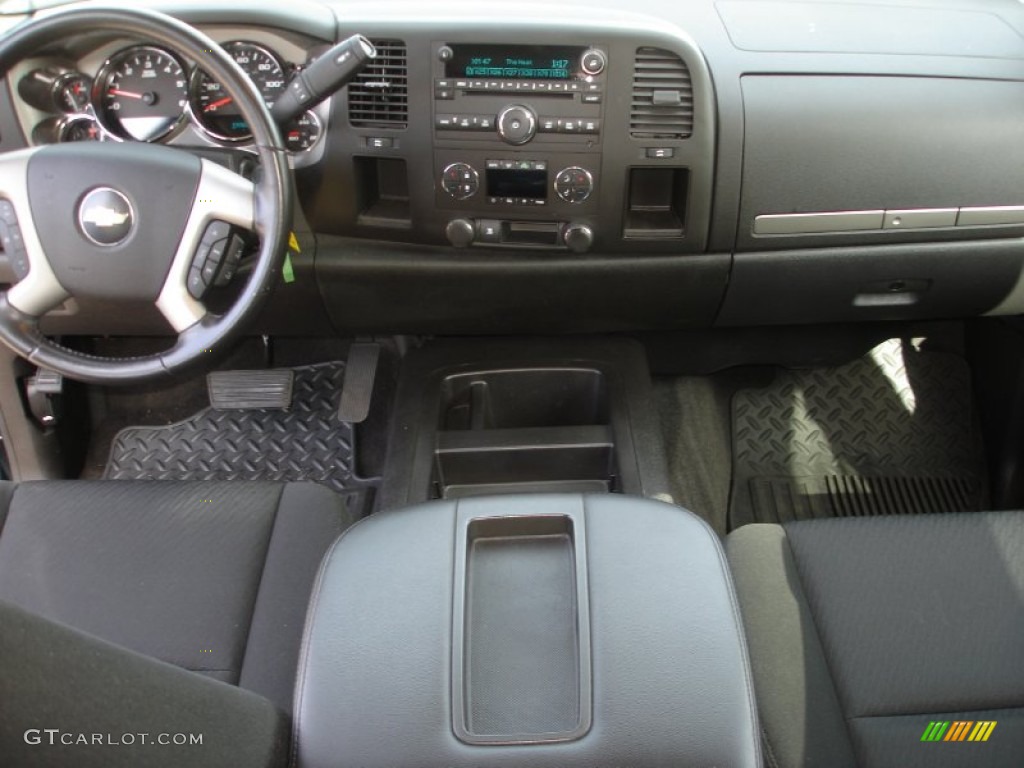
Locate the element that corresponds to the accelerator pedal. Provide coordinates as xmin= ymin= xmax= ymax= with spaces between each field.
xmin=207 ymin=370 xmax=295 ymax=410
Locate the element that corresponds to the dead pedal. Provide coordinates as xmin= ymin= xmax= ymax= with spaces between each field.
xmin=207 ymin=370 xmax=294 ymax=410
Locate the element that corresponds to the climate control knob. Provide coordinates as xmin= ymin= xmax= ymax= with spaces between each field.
xmin=554 ymin=167 xmax=594 ymax=204
xmin=563 ymin=223 xmax=594 ymax=253
xmin=441 ymin=162 xmax=479 ymax=200
xmin=496 ymin=104 xmax=537 ymax=145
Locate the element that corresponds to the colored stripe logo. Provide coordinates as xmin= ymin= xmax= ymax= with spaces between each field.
xmin=921 ymin=721 xmax=996 ymax=742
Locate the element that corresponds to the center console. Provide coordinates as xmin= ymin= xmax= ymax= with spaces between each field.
xmin=433 ymin=42 xmax=606 ymax=251
xmin=300 ymin=20 xmax=715 ymax=255
xmin=378 ymin=338 xmax=672 ymax=508
xmin=293 ymin=493 xmax=762 ymax=768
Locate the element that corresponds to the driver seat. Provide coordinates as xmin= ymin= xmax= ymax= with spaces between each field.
xmin=0 ymin=479 xmax=356 ymax=713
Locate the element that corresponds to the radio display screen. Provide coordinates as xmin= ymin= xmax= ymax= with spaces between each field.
xmin=447 ymin=44 xmax=584 ymax=80
xmin=486 ymin=168 xmax=548 ymax=200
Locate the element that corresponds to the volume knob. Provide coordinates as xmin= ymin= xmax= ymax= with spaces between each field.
xmin=446 ymin=218 xmax=475 ymax=248
xmin=496 ymin=104 xmax=537 ymax=145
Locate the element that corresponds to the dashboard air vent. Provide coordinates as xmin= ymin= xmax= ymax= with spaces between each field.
xmin=630 ymin=47 xmax=693 ymax=140
xmin=348 ymin=40 xmax=408 ymax=128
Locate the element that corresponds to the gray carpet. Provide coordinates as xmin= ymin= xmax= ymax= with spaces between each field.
xmin=654 ymin=375 xmax=739 ymax=535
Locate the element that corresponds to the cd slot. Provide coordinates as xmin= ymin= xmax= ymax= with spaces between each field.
xmin=506 ymin=221 xmax=561 ymax=245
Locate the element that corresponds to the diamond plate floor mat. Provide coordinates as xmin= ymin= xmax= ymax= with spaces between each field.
xmin=105 ymin=361 xmax=376 ymax=516
xmin=729 ymin=339 xmax=987 ymax=529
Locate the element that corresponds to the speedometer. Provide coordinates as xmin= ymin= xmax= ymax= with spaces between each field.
xmin=96 ymin=46 xmax=188 ymax=142
xmin=191 ymin=42 xmax=287 ymax=141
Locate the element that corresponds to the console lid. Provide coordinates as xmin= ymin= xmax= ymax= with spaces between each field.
xmin=294 ymin=494 xmax=760 ymax=767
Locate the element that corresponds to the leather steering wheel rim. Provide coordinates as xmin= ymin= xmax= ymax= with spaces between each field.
xmin=0 ymin=6 xmax=293 ymax=384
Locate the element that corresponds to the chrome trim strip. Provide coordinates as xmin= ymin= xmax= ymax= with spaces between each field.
xmin=753 ymin=210 xmax=884 ymax=235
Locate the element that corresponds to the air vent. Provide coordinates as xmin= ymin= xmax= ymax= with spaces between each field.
xmin=348 ymin=40 xmax=408 ymax=128
xmin=630 ymin=47 xmax=693 ymax=140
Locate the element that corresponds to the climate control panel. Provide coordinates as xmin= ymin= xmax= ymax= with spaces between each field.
xmin=553 ymin=167 xmax=594 ymax=203
xmin=440 ymin=162 xmax=480 ymax=200
xmin=438 ymin=159 xmax=597 ymax=208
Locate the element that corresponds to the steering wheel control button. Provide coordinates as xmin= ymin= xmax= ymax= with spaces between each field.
xmin=215 ymin=235 xmax=245 ymax=287
xmin=497 ymin=105 xmax=537 ymax=145
xmin=441 ymin=163 xmax=479 ymax=200
xmin=188 ymin=219 xmax=233 ymax=298
xmin=202 ymin=237 xmax=228 ymax=284
xmin=554 ymin=167 xmax=595 ymax=204
xmin=581 ymin=49 xmax=607 ymax=76
xmin=187 ymin=267 xmax=207 ymax=300
xmin=77 ymin=187 xmax=134 ymax=247
xmin=0 ymin=200 xmax=29 ymax=280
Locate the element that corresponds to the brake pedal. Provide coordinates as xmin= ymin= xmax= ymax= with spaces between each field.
xmin=207 ymin=370 xmax=294 ymax=410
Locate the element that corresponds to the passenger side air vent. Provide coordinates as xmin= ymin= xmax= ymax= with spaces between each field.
xmin=630 ymin=47 xmax=693 ymax=140
xmin=348 ymin=40 xmax=408 ymax=128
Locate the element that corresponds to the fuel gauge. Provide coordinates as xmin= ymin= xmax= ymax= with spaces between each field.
xmin=57 ymin=74 xmax=92 ymax=113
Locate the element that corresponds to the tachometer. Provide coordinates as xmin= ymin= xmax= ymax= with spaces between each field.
xmin=96 ymin=45 xmax=188 ymax=142
xmin=191 ymin=42 xmax=287 ymax=141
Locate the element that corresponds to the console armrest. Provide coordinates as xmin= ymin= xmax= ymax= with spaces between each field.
xmin=295 ymin=494 xmax=760 ymax=768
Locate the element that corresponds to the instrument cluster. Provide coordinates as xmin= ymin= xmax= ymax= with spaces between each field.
xmin=18 ymin=41 xmax=322 ymax=152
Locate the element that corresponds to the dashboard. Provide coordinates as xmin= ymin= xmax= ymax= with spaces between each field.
xmin=1 ymin=0 xmax=1023 ymax=337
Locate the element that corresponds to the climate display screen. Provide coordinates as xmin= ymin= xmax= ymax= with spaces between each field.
xmin=447 ymin=44 xmax=584 ymax=80
xmin=486 ymin=168 xmax=548 ymax=200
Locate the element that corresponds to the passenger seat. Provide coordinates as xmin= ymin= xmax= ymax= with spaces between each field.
xmin=727 ymin=513 xmax=1024 ymax=767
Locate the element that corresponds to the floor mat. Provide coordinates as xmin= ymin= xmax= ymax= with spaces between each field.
xmin=105 ymin=361 xmax=376 ymax=516
xmin=729 ymin=339 xmax=986 ymax=529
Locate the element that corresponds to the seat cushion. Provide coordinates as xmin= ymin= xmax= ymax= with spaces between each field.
xmin=727 ymin=513 xmax=1024 ymax=768
xmin=0 ymin=599 xmax=289 ymax=768
xmin=0 ymin=480 xmax=355 ymax=713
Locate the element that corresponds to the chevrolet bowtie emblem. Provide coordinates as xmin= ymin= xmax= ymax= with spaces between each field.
xmin=77 ymin=188 xmax=134 ymax=246
xmin=81 ymin=206 xmax=131 ymax=228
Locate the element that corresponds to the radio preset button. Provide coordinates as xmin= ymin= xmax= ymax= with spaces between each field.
xmin=582 ymin=93 xmax=602 ymax=104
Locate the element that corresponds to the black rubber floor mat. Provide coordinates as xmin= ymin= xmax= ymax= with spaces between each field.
xmin=729 ymin=339 xmax=986 ymax=529
xmin=105 ymin=361 xmax=375 ymax=515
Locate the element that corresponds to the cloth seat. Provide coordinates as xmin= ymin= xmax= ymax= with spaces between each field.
xmin=726 ymin=512 xmax=1024 ymax=768
xmin=0 ymin=479 xmax=356 ymax=714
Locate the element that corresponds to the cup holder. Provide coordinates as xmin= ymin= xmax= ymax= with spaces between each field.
xmin=433 ymin=368 xmax=618 ymax=498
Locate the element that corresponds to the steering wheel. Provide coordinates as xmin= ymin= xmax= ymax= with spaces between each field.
xmin=0 ymin=6 xmax=292 ymax=383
